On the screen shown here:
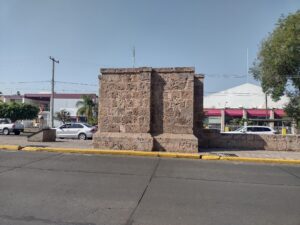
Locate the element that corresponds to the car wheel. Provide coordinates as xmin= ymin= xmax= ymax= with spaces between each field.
xmin=78 ymin=133 xmax=87 ymax=140
xmin=3 ymin=128 xmax=10 ymax=135
xmin=14 ymin=131 xmax=20 ymax=135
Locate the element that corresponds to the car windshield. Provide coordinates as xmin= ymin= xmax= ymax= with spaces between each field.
xmin=84 ymin=123 xmax=92 ymax=128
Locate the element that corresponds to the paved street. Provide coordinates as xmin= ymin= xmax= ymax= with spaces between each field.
xmin=0 ymin=150 xmax=300 ymax=225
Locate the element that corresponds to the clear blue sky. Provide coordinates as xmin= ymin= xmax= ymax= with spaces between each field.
xmin=1 ymin=0 xmax=299 ymax=95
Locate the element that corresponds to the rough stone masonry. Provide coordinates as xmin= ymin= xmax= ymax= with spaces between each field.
xmin=93 ymin=67 xmax=204 ymax=152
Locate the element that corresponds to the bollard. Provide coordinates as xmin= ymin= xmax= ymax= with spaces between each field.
xmin=282 ymin=127 xmax=287 ymax=136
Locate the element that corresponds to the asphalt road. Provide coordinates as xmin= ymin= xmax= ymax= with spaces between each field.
xmin=0 ymin=150 xmax=300 ymax=225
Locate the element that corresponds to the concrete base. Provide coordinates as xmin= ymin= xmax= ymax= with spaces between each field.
xmin=93 ymin=132 xmax=199 ymax=152
xmin=93 ymin=132 xmax=153 ymax=151
xmin=153 ymin=133 xmax=199 ymax=153
xmin=27 ymin=129 xmax=56 ymax=142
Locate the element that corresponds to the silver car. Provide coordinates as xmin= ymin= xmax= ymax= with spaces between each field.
xmin=224 ymin=126 xmax=277 ymax=134
xmin=56 ymin=123 xmax=97 ymax=140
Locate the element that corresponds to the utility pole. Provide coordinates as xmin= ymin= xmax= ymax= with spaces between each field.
xmin=49 ymin=56 xmax=59 ymax=128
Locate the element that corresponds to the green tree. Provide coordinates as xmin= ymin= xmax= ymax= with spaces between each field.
xmin=76 ymin=95 xmax=97 ymax=125
xmin=55 ymin=109 xmax=71 ymax=124
xmin=0 ymin=102 xmax=39 ymax=122
xmin=284 ymin=92 xmax=300 ymax=127
xmin=251 ymin=11 xmax=300 ymax=125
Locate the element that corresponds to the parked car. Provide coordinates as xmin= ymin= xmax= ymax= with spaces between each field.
xmin=224 ymin=126 xmax=277 ymax=135
xmin=0 ymin=118 xmax=24 ymax=135
xmin=55 ymin=123 xmax=97 ymax=140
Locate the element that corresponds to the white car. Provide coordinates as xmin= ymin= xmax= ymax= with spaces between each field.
xmin=0 ymin=118 xmax=24 ymax=135
xmin=224 ymin=126 xmax=277 ymax=135
xmin=55 ymin=123 xmax=97 ymax=140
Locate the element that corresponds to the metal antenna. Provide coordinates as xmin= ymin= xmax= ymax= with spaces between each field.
xmin=246 ymin=48 xmax=249 ymax=83
xmin=132 ymin=46 xmax=135 ymax=68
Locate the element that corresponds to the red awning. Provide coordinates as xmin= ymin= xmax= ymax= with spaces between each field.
xmin=274 ymin=109 xmax=285 ymax=117
xmin=204 ymin=108 xmax=286 ymax=118
xmin=204 ymin=109 xmax=221 ymax=116
xmin=225 ymin=109 xmax=243 ymax=117
xmin=247 ymin=109 xmax=269 ymax=117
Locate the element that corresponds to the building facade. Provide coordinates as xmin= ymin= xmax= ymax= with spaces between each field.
xmin=204 ymin=83 xmax=291 ymax=132
xmin=2 ymin=93 xmax=97 ymax=127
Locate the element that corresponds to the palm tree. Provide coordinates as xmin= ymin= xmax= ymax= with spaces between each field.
xmin=76 ymin=95 xmax=96 ymax=124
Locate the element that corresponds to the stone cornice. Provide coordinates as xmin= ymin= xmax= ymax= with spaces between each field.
xmin=100 ymin=67 xmax=152 ymax=74
xmin=100 ymin=67 xmax=195 ymax=75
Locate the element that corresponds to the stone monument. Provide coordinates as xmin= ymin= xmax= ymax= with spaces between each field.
xmin=93 ymin=67 xmax=204 ymax=152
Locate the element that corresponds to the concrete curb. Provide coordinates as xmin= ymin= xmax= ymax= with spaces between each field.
xmin=201 ymin=155 xmax=221 ymax=160
xmin=0 ymin=145 xmax=22 ymax=151
xmin=0 ymin=145 xmax=300 ymax=165
xmin=21 ymin=147 xmax=201 ymax=159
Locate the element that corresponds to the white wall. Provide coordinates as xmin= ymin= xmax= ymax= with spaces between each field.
xmin=204 ymin=83 xmax=290 ymax=109
xmin=54 ymin=98 xmax=81 ymax=117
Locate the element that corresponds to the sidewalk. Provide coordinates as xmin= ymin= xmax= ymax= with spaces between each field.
xmin=0 ymin=135 xmax=93 ymax=149
xmin=202 ymin=149 xmax=300 ymax=160
xmin=1 ymin=135 xmax=300 ymax=161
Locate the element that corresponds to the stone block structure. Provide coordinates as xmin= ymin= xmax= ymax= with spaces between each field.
xmin=93 ymin=67 xmax=204 ymax=152
xmin=27 ymin=129 xmax=56 ymax=142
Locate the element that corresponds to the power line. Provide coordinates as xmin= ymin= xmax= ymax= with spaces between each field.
xmin=205 ymin=74 xmax=247 ymax=78
xmin=204 ymin=74 xmax=300 ymax=78
xmin=0 ymin=80 xmax=50 ymax=84
xmin=55 ymin=81 xmax=97 ymax=86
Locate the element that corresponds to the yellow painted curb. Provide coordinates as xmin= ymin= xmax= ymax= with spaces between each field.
xmin=22 ymin=147 xmax=200 ymax=159
xmin=18 ymin=147 xmax=300 ymax=165
xmin=201 ymin=155 xmax=221 ymax=160
xmin=23 ymin=147 xmax=93 ymax=153
xmin=158 ymin=152 xmax=200 ymax=159
xmin=22 ymin=147 xmax=160 ymax=157
xmin=175 ymin=153 xmax=201 ymax=159
xmin=220 ymin=156 xmax=300 ymax=165
xmin=0 ymin=145 xmax=22 ymax=151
